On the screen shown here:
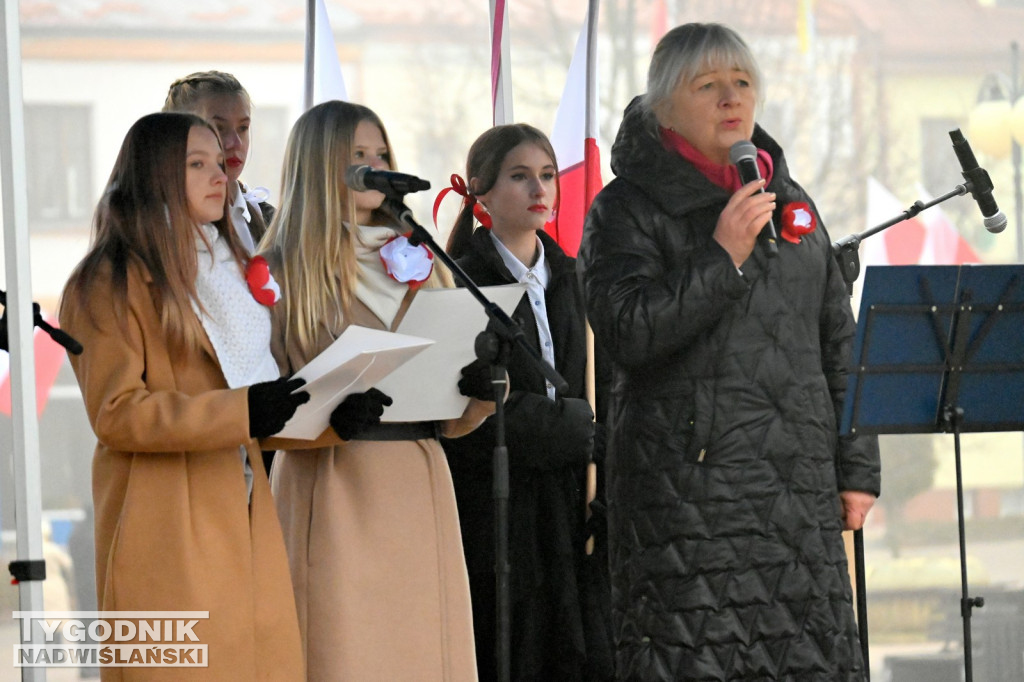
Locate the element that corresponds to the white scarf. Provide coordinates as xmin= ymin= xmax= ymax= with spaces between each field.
xmin=192 ymin=223 xmax=279 ymax=388
xmin=354 ymin=224 xmax=410 ymax=329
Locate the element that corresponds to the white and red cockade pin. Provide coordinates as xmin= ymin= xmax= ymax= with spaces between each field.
xmin=245 ymin=255 xmax=281 ymax=306
xmin=781 ymin=202 xmax=817 ymax=244
xmin=379 ymin=233 xmax=434 ymax=289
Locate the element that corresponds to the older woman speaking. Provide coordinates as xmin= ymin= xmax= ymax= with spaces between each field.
xmin=578 ymin=22 xmax=880 ymax=681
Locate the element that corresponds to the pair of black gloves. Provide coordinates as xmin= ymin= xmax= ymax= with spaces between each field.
xmin=247 ymin=358 xmax=495 ymax=440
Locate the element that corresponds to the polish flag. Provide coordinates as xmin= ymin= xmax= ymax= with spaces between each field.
xmin=549 ymin=0 xmax=602 ymax=257
xmin=0 ymin=313 xmax=68 ymax=417
xmin=305 ymin=0 xmax=348 ymax=107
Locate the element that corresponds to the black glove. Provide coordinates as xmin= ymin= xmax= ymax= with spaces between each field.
xmin=329 ymin=388 xmax=393 ymax=440
xmin=457 ymin=358 xmax=495 ymax=401
xmin=248 ymin=377 xmax=310 ymax=439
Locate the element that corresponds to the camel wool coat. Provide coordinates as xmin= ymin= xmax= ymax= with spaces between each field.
xmin=265 ymin=247 xmax=483 ymax=682
xmin=60 ymin=259 xmax=304 ymax=681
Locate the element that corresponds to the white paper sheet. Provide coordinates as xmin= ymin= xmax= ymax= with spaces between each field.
xmin=277 ymin=325 xmax=434 ymax=439
xmin=377 ymin=284 xmax=527 ymax=422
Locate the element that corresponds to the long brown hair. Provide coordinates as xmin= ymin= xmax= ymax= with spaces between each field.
xmin=62 ymin=112 xmax=245 ymax=352
xmin=445 ymin=123 xmax=558 ymax=259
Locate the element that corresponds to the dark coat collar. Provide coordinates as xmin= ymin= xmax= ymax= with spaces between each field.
xmin=463 ymin=226 xmax=576 ymax=283
xmin=609 ymin=96 xmax=792 ymax=217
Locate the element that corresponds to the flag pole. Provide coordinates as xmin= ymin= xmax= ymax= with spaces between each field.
xmin=304 ymin=0 xmax=315 ymax=111
xmin=583 ymin=0 xmax=601 ymax=556
xmin=489 ymin=0 xmax=513 ymax=125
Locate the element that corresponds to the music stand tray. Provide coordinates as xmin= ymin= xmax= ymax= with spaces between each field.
xmin=841 ymin=264 xmax=1024 ymax=682
xmin=842 ymin=264 xmax=1024 ymax=436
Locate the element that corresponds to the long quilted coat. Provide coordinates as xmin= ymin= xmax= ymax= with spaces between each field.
xmin=577 ymin=97 xmax=881 ymax=681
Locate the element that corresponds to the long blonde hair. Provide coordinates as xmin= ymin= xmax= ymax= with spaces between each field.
xmin=261 ymin=100 xmax=450 ymax=359
xmin=62 ymin=112 xmax=244 ymax=352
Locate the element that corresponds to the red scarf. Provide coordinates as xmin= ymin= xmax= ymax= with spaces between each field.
xmin=660 ymin=127 xmax=774 ymax=193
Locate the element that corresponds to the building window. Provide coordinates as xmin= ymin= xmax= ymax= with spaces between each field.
xmin=24 ymin=105 xmax=93 ymax=229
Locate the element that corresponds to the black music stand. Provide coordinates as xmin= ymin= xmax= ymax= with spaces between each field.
xmin=842 ymin=264 xmax=1024 ymax=682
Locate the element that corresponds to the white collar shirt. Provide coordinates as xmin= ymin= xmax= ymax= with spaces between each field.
xmin=490 ymin=231 xmax=557 ymax=399
xmin=229 ymin=185 xmax=256 ymax=255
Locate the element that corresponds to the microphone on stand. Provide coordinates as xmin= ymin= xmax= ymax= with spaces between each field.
xmin=344 ymin=165 xmax=431 ymax=196
xmin=949 ymin=128 xmax=1007 ymax=234
xmin=729 ymin=140 xmax=779 ymax=257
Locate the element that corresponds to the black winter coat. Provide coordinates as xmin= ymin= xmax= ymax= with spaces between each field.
xmin=443 ymin=227 xmax=613 ymax=681
xmin=577 ymin=97 xmax=881 ymax=681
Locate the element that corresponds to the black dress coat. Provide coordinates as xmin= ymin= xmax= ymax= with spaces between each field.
xmin=577 ymin=97 xmax=881 ymax=681
xmin=442 ymin=227 xmax=613 ymax=681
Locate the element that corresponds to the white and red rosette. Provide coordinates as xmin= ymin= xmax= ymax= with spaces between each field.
xmin=379 ymin=233 xmax=434 ymax=288
xmin=245 ymin=255 xmax=281 ymax=306
xmin=781 ymin=202 xmax=817 ymax=244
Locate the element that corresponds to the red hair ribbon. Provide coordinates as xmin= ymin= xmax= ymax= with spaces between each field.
xmin=432 ymin=174 xmax=492 ymax=230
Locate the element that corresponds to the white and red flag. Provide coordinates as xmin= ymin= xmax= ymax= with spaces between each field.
xmin=305 ymin=0 xmax=348 ymax=108
xmin=548 ymin=0 xmax=602 ymax=257
xmin=0 ymin=312 xmax=67 ymax=418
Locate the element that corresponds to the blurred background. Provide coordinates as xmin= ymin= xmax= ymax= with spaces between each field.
xmin=1 ymin=0 xmax=1023 ymax=679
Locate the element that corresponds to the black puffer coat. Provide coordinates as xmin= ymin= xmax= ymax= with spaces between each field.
xmin=577 ymin=97 xmax=881 ymax=681
xmin=443 ymin=227 xmax=614 ymax=681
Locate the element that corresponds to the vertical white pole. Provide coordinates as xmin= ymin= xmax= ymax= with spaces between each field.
xmin=0 ymin=0 xmax=49 ymax=678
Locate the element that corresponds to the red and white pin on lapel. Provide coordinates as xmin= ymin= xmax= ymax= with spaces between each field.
xmin=245 ymin=255 xmax=281 ymax=306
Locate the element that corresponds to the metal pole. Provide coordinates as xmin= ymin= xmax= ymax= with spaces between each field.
xmin=1011 ymin=41 xmax=1022 ymax=264
xmin=1 ymin=0 xmax=48 ymax=678
xmin=303 ymin=0 xmax=315 ymax=111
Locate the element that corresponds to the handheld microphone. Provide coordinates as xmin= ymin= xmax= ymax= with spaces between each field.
xmin=729 ymin=140 xmax=778 ymax=257
xmin=949 ymin=128 xmax=1007 ymax=234
xmin=344 ymin=165 xmax=431 ymax=196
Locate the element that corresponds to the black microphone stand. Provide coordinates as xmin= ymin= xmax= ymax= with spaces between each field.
xmin=832 ymin=183 xmax=974 ymax=296
xmin=831 ymin=180 xmax=983 ymax=681
xmin=383 ymin=195 xmax=567 ymax=682
xmin=0 ymin=289 xmax=82 ymax=355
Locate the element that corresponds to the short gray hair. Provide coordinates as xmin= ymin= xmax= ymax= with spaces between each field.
xmin=643 ymin=23 xmax=762 ymax=117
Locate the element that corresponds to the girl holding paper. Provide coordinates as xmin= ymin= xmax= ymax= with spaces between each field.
xmin=442 ymin=124 xmax=613 ymax=681
xmin=260 ymin=99 xmax=493 ymax=680
xmin=59 ymin=112 xmax=306 ymax=680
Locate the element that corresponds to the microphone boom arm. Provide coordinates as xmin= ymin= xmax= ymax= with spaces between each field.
xmin=831 ymin=183 xmax=970 ymax=292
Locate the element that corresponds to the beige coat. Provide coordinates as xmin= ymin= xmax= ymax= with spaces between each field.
xmin=267 ymin=251 xmax=487 ymax=681
xmin=60 ymin=260 xmax=304 ymax=681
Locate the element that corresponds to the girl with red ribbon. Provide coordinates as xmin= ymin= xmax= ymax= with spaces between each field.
xmin=440 ymin=124 xmax=614 ymax=681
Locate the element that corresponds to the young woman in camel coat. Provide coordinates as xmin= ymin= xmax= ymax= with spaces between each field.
xmin=60 ymin=112 xmax=308 ymax=680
